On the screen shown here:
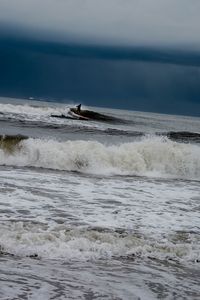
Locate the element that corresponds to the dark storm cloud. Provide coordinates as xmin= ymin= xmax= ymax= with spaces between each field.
xmin=1 ymin=31 xmax=200 ymax=67
xmin=0 ymin=35 xmax=200 ymax=116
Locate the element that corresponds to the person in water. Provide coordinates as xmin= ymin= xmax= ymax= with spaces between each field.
xmin=76 ymin=104 xmax=81 ymax=114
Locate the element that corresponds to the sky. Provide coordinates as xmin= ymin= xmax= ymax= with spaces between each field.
xmin=0 ymin=0 xmax=200 ymax=116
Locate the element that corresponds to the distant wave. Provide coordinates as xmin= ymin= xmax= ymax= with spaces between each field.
xmin=0 ymin=222 xmax=199 ymax=264
xmin=1 ymin=103 xmax=200 ymax=142
xmin=0 ymin=102 xmax=128 ymax=125
xmin=166 ymin=131 xmax=200 ymax=143
xmin=51 ymin=108 xmax=123 ymax=123
xmin=0 ymin=135 xmax=200 ymax=180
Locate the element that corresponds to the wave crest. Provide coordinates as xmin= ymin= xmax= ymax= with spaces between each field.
xmin=0 ymin=136 xmax=200 ymax=180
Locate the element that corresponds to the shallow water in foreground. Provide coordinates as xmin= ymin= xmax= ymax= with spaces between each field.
xmin=0 ymin=98 xmax=199 ymax=299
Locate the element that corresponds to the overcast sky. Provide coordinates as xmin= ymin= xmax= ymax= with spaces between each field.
xmin=1 ymin=0 xmax=200 ymax=48
xmin=0 ymin=1 xmax=200 ymax=116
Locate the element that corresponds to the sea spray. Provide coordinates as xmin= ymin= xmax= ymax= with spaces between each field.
xmin=0 ymin=136 xmax=199 ymax=180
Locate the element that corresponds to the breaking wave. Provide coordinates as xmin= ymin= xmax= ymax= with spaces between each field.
xmin=0 ymin=135 xmax=200 ymax=180
xmin=0 ymin=102 xmax=126 ymax=125
xmin=0 ymin=222 xmax=199 ymax=264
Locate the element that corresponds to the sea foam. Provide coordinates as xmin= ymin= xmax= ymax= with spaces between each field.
xmin=0 ymin=222 xmax=199 ymax=264
xmin=0 ymin=136 xmax=200 ymax=180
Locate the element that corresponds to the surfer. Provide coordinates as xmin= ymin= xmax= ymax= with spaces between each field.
xmin=76 ymin=104 xmax=81 ymax=114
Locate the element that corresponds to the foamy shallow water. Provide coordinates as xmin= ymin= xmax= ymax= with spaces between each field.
xmin=0 ymin=98 xmax=200 ymax=299
xmin=0 ymin=166 xmax=199 ymax=299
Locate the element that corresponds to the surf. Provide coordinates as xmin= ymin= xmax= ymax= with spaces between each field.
xmin=0 ymin=135 xmax=199 ymax=180
xmin=0 ymin=221 xmax=199 ymax=263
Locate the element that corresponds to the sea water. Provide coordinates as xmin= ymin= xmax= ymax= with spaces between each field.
xmin=0 ymin=97 xmax=199 ymax=299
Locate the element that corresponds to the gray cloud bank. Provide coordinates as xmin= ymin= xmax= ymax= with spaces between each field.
xmin=0 ymin=35 xmax=200 ymax=117
xmin=1 ymin=0 xmax=200 ymax=48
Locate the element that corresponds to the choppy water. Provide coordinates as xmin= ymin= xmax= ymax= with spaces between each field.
xmin=0 ymin=97 xmax=200 ymax=299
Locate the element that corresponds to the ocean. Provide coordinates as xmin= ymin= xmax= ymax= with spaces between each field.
xmin=0 ymin=97 xmax=199 ymax=300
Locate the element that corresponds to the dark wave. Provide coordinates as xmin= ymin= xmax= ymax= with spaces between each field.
xmin=72 ymin=108 xmax=120 ymax=122
xmin=52 ymin=108 xmax=129 ymax=124
xmin=166 ymin=131 xmax=200 ymax=143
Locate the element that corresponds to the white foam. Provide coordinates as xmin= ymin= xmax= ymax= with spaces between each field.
xmin=0 ymin=102 xmax=65 ymax=116
xmin=0 ymin=222 xmax=199 ymax=264
xmin=0 ymin=136 xmax=200 ymax=180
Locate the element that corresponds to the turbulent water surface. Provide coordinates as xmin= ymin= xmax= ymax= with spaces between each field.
xmin=0 ymin=97 xmax=200 ymax=300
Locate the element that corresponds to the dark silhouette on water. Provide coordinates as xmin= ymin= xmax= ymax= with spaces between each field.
xmin=76 ymin=104 xmax=82 ymax=114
